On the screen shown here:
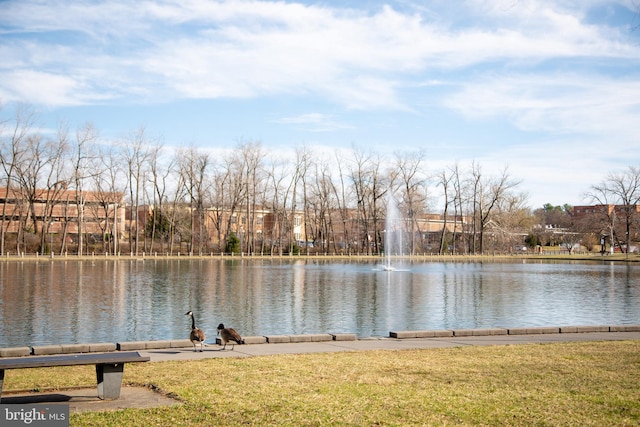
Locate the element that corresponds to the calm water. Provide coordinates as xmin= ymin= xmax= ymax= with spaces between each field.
xmin=0 ymin=258 xmax=639 ymax=347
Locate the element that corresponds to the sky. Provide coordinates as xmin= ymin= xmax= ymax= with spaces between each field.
xmin=1 ymin=0 xmax=640 ymax=210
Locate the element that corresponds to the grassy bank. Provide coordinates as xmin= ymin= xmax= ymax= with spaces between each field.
xmin=4 ymin=340 xmax=640 ymax=426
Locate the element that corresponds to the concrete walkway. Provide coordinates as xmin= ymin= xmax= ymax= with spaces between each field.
xmin=3 ymin=330 xmax=640 ymax=413
xmin=140 ymin=330 xmax=640 ymax=362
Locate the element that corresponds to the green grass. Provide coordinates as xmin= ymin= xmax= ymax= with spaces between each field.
xmin=4 ymin=341 xmax=640 ymax=426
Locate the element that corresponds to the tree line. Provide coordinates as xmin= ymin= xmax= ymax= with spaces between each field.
xmin=1 ymin=105 xmax=638 ymax=256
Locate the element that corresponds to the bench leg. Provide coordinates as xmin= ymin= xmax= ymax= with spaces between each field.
xmin=0 ymin=369 xmax=4 ymax=401
xmin=96 ymin=363 xmax=125 ymax=400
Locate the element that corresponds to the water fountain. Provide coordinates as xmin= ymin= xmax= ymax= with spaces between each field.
xmin=381 ymin=192 xmax=402 ymax=271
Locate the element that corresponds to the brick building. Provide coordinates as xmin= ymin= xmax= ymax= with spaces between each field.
xmin=0 ymin=186 xmax=125 ymax=241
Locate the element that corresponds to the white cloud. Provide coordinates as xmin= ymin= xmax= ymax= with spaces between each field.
xmin=0 ymin=70 xmax=97 ymax=106
xmin=2 ymin=0 xmax=638 ymax=109
xmin=274 ymin=113 xmax=354 ymax=132
xmin=276 ymin=113 xmax=330 ymax=124
xmin=444 ymin=73 xmax=640 ymax=137
xmin=139 ymin=3 xmax=432 ymax=107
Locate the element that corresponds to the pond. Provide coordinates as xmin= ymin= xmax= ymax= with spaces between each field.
xmin=0 ymin=258 xmax=638 ymax=347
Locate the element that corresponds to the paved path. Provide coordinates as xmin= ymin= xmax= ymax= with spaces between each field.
xmin=140 ymin=331 xmax=640 ymax=362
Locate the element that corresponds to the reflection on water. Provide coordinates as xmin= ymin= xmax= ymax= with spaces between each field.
xmin=0 ymin=259 xmax=638 ymax=347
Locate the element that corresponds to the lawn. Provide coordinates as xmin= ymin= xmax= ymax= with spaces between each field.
xmin=4 ymin=340 xmax=639 ymax=426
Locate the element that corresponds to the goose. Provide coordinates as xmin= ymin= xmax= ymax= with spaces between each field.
xmin=185 ymin=311 xmax=206 ymax=352
xmin=217 ymin=323 xmax=245 ymax=350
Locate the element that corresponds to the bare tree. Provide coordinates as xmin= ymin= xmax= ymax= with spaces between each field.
xmin=40 ymin=122 xmax=70 ymax=255
xmin=265 ymin=155 xmax=291 ymax=255
xmin=469 ymin=163 xmax=520 ymax=253
xmin=484 ymin=166 xmax=521 ymax=253
xmin=11 ymin=129 xmax=67 ymax=253
xmin=0 ymin=105 xmax=38 ymax=254
xmin=488 ymin=193 xmax=534 ymax=253
xmin=220 ymin=148 xmax=249 ymax=252
xmin=587 ymin=166 xmax=640 ymax=256
xmin=348 ymin=146 xmax=374 ymax=254
xmin=167 ymin=161 xmax=187 ymax=255
xmin=69 ymin=122 xmax=99 ymax=255
xmin=457 ymin=164 xmax=477 ymax=254
xmin=370 ymin=154 xmax=391 ymax=255
xmin=450 ymin=162 xmax=465 ymax=254
xmin=146 ymin=142 xmax=175 ymax=254
xmin=436 ymin=167 xmax=454 ymax=255
xmin=177 ymin=145 xmax=212 ymax=255
xmin=208 ymin=162 xmax=230 ymax=252
xmin=394 ymin=150 xmax=427 ymax=255
xmin=122 ymin=126 xmax=152 ymax=255
xmin=91 ymin=143 xmax=126 ymax=255
xmin=239 ymin=141 xmax=265 ymax=254
xmin=331 ymin=151 xmax=355 ymax=254
xmin=347 ymin=146 xmax=390 ymax=255
xmin=308 ymin=155 xmax=340 ymax=254
xmin=293 ymin=144 xmax=313 ymax=253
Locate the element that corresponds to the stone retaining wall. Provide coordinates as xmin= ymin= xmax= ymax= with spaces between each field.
xmin=389 ymin=324 xmax=640 ymax=339
xmin=0 ymin=333 xmax=357 ymax=357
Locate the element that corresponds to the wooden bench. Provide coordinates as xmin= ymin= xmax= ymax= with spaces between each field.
xmin=0 ymin=351 xmax=150 ymax=401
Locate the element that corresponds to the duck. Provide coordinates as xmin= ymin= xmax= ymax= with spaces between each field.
xmin=185 ymin=311 xmax=206 ymax=352
xmin=217 ymin=323 xmax=245 ymax=350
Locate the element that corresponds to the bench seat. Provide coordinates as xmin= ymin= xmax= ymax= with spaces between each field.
xmin=0 ymin=351 xmax=150 ymax=401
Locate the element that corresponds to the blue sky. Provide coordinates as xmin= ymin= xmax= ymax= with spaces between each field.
xmin=1 ymin=0 xmax=639 ymax=210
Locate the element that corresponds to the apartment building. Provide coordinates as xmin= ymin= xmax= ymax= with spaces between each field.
xmin=0 ymin=187 xmax=125 ymax=237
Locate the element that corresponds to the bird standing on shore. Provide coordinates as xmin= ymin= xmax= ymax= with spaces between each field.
xmin=217 ymin=323 xmax=245 ymax=350
xmin=185 ymin=311 xmax=206 ymax=352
